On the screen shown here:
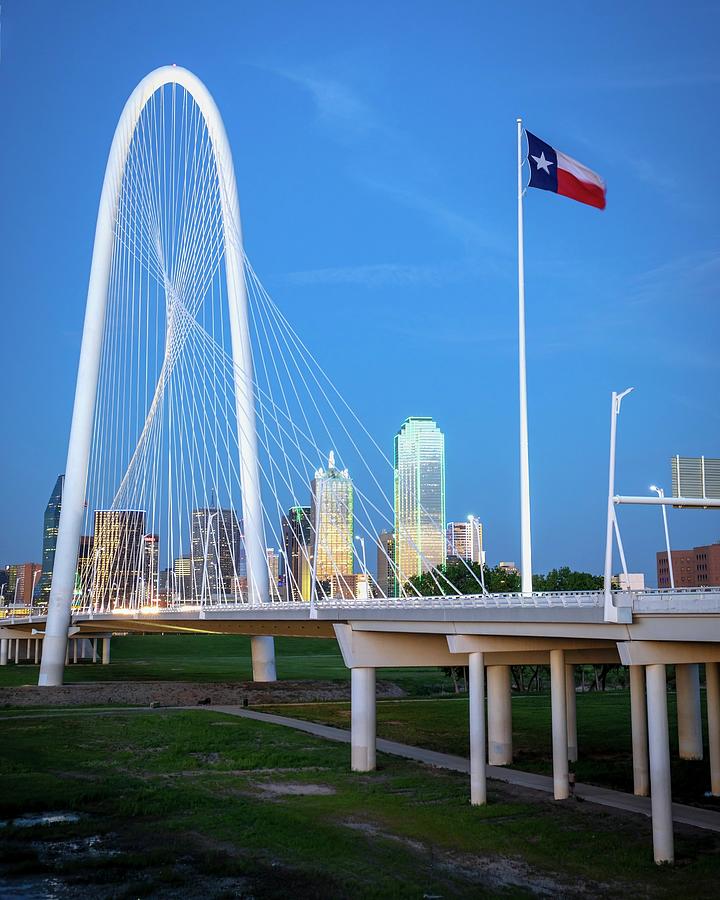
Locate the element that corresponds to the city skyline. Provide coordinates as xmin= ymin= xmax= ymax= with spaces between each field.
xmin=0 ymin=2 xmax=718 ymax=587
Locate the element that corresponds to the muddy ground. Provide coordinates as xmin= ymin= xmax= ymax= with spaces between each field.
xmin=0 ymin=679 xmax=404 ymax=709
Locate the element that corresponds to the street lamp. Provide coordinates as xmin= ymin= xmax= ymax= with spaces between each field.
xmin=31 ymin=568 xmax=41 ymax=605
xmin=355 ymin=535 xmax=369 ymax=599
xmin=650 ymin=485 xmax=675 ymax=589
xmin=603 ymin=387 xmax=634 ymax=618
xmin=467 ymin=515 xmax=486 ymax=594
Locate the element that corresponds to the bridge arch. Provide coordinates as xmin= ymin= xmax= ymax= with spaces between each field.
xmin=39 ymin=66 xmax=273 ymax=685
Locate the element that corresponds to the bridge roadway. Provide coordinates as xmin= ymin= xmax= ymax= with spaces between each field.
xmin=2 ymin=587 xmax=720 ymax=865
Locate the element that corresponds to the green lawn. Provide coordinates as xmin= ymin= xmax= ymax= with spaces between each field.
xmin=0 ymin=633 xmax=448 ymax=695
xmin=1 ymin=709 xmax=719 ymax=898
xmin=262 ymin=693 xmax=720 ymax=809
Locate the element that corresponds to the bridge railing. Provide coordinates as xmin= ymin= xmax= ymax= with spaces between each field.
xmin=4 ymin=586 xmax=720 ymax=624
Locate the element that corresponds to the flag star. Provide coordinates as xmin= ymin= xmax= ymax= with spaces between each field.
xmin=531 ymin=152 xmax=553 ymax=174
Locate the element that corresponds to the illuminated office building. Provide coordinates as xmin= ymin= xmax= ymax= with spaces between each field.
xmin=446 ymin=519 xmax=483 ymax=564
xmin=394 ymin=417 xmax=446 ymax=591
xmin=75 ymin=535 xmax=94 ymax=600
xmin=311 ymin=451 xmax=354 ymax=589
xmin=142 ymin=534 xmax=160 ymax=600
xmin=267 ymin=548 xmax=281 ymax=601
xmin=173 ymin=556 xmax=193 ymax=600
xmin=5 ymin=562 xmax=42 ymax=605
xmin=92 ymin=510 xmax=146 ymax=607
xmin=36 ymin=474 xmax=64 ymax=603
xmin=376 ymin=531 xmax=395 ymax=597
xmin=281 ymin=506 xmax=313 ymax=601
xmin=190 ymin=508 xmax=244 ymax=600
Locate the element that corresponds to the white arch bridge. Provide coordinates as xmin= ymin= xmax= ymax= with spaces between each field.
xmin=6 ymin=65 xmax=720 ymax=866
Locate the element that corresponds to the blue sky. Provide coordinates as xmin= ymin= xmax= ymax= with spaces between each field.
xmin=0 ymin=0 xmax=718 ymax=583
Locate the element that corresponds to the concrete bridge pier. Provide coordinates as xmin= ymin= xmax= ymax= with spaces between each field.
xmin=647 ymin=663 xmax=674 ymax=864
xmin=565 ymin=665 xmax=577 ymax=763
xmin=351 ymin=667 xmax=376 ymax=772
xmin=629 ymin=665 xmax=650 ymax=796
xmin=0 ymin=638 xmax=8 ymax=666
xmin=468 ymin=652 xmax=487 ymax=805
xmin=676 ymin=663 xmax=703 ymax=760
xmin=706 ymin=662 xmax=720 ymax=797
xmin=250 ymin=635 xmax=277 ymax=682
xmin=15 ymin=639 xmax=20 ymax=664
xmin=102 ymin=637 xmax=111 ymax=665
xmin=550 ymin=649 xmax=569 ymax=800
xmin=487 ymin=665 xmax=512 ymax=764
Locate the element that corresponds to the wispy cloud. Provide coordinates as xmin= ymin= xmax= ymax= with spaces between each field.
xmin=266 ymin=66 xmax=385 ymax=139
xmin=282 ymin=261 xmax=459 ymax=288
xmin=629 ymin=249 xmax=720 ymax=307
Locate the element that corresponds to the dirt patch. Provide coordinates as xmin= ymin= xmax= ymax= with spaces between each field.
xmin=0 ymin=679 xmax=404 ymax=709
xmin=253 ymin=781 xmax=336 ymax=797
xmin=342 ymin=819 xmax=620 ymax=897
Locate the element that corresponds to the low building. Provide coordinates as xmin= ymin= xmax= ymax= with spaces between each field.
xmin=612 ymin=572 xmax=646 ymax=591
xmin=657 ymin=542 xmax=720 ymax=588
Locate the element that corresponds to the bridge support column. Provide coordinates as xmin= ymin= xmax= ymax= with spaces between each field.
xmin=630 ymin=665 xmax=649 ymax=796
xmin=550 ymin=649 xmax=569 ymax=800
xmin=706 ymin=662 xmax=720 ymax=797
xmin=647 ymin=663 xmax=674 ymax=864
xmin=250 ymin=636 xmax=277 ymax=682
xmin=102 ymin=637 xmax=111 ymax=666
xmin=351 ymin=667 xmax=376 ymax=772
xmin=487 ymin=665 xmax=512 ymax=764
xmin=34 ymin=639 xmax=40 ymax=665
xmin=468 ymin=651 xmax=486 ymax=805
xmin=565 ymin=664 xmax=577 ymax=763
xmin=92 ymin=639 xmax=98 ymax=663
xmin=676 ymin=663 xmax=703 ymax=760
xmin=15 ymin=640 xmax=20 ymax=664
xmin=0 ymin=639 xmax=8 ymax=666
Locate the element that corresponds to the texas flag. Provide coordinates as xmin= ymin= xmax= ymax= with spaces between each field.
xmin=526 ymin=131 xmax=606 ymax=210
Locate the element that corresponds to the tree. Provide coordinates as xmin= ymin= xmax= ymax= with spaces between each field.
xmin=533 ymin=567 xmax=603 ymax=592
xmin=406 ymin=562 xmax=520 ymax=597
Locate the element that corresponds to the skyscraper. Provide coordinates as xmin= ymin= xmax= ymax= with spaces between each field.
xmin=190 ymin=508 xmax=244 ymax=600
xmin=281 ymin=506 xmax=313 ymax=601
xmin=376 ymin=530 xmax=395 ymax=598
xmin=266 ymin=548 xmax=281 ymax=601
xmin=311 ymin=451 xmax=354 ymax=591
xmin=36 ymin=474 xmax=64 ymax=604
xmin=142 ymin=534 xmax=160 ymax=601
xmin=446 ymin=518 xmax=483 ymax=564
xmin=75 ymin=535 xmax=94 ymax=602
xmin=394 ymin=417 xmax=446 ymax=591
xmin=92 ymin=510 xmax=146 ymax=607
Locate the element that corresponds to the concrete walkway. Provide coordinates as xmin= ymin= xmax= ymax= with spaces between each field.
xmin=211 ymin=706 xmax=720 ymax=835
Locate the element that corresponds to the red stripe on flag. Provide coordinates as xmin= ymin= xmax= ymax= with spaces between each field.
xmin=556 ymin=169 xmax=606 ymax=210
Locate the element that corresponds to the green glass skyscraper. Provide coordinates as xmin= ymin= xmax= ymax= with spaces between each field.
xmin=394 ymin=417 xmax=446 ymax=592
xmin=36 ymin=474 xmax=64 ymax=604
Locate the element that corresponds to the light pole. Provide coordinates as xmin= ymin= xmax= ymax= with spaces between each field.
xmin=355 ymin=535 xmax=369 ymax=599
xmin=650 ymin=485 xmax=675 ymax=589
xmin=603 ymin=387 xmax=634 ymax=620
xmin=467 ymin=515 xmax=486 ymax=594
xmin=31 ymin=569 xmax=41 ymax=605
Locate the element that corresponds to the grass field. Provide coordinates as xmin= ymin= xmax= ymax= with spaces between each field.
xmin=2 ymin=708 xmax=719 ymax=898
xmin=263 ymin=694 xmax=719 ymax=809
xmin=2 ymin=633 xmax=717 ymax=809
xmin=0 ymin=633 xmax=448 ymax=695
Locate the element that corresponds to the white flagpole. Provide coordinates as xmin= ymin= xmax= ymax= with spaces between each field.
xmin=517 ymin=117 xmax=533 ymax=595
